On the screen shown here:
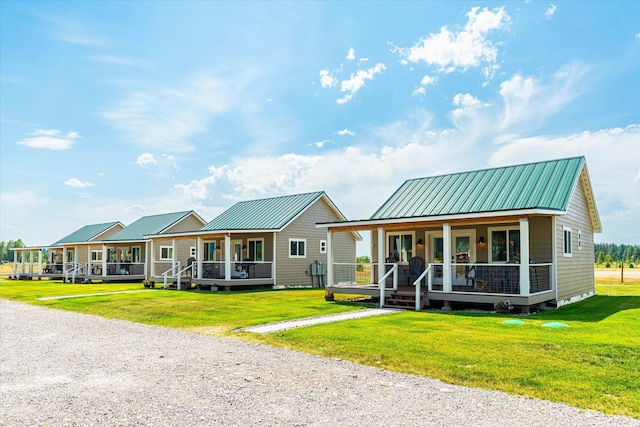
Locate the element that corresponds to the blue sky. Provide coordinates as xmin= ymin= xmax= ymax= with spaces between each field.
xmin=1 ymin=1 xmax=639 ymax=253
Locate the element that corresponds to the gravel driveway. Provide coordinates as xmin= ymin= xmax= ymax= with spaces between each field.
xmin=1 ymin=299 xmax=636 ymax=427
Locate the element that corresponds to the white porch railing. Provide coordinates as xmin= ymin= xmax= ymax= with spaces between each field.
xmin=64 ymin=263 xmax=86 ymax=283
xmin=199 ymin=260 xmax=274 ymax=280
xmin=162 ymin=262 xmax=180 ymax=289
xmin=427 ymin=262 xmax=553 ymax=295
xmin=413 ymin=265 xmax=432 ymax=311
xmin=377 ymin=263 xmax=398 ymax=307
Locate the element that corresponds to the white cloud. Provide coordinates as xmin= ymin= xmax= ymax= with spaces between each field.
xmin=392 ymin=6 xmax=510 ymax=80
xmin=413 ymin=75 xmax=437 ymax=96
xmin=337 ymin=63 xmax=386 ymax=104
xmin=64 ymin=178 xmax=95 ymax=188
xmin=319 ymin=69 xmax=337 ymax=88
xmin=16 ymin=129 xmax=80 ymax=150
xmin=314 ymin=140 xmax=332 ymax=148
xmin=37 ymin=12 xmax=108 ymax=46
xmin=346 ymin=48 xmax=355 ymax=61
xmin=545 ymin=4 xmax=557 ymax=19
xmin=137 ymin=152 xmax=157 ymax=168
xmin=636 ymin=33 xmax=640 ymax=40
xmin=102 ymin=72 xmax=233 ymax=152
xmin=337 ymin=128 xmax=355 ymax=136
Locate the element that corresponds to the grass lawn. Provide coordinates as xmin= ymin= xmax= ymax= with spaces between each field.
xmin=0 ymin=276 xmax=638 ymax=418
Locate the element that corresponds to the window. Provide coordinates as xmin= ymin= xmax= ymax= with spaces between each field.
xmin=91 ymin=251 xmax=103 ymax=261
xmin=67 ymin=250 xmax=74 ymax=262
xmin=190 ymin=246 xmax=196 ymax=257
xmin=160 ymin=246 xmax=173 ymax=260
xmin=563 ymin=227 xmax=572 ymax=257
xmin=577 ymin=230 xmax=582 ymax=250
xmin=489 ymin=228 xmax=521 ymax=263
xmin=248 ymin=239 xmax=264 ymax=261
xmin=131 ymin=247 xmax=141 ymax=263
xmin=204 ymin=242 xmax=217 ymax=261
xmin=387 ymin=233 xmax=413 ymax=263
xmin=289 ymin=239 xmax=306 ymax=258
xmin=320 ymin=240 xmax=327 ymax=254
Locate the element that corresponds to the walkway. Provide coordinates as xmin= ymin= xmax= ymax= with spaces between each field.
xmin=241 ymin=308 xmax=401 ymax=334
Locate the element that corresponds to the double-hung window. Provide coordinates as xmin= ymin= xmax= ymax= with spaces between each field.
xmin=247 ymin=239 xmax=264 ymax=261
xmin=289 ymin=239 xmax=306 ymax=258
xmin=563 ymin=227 xmax=572 ymax=257
xmin=387 ymin=233 xmax=413 ymax=263
xmin=489 ymin=228 xmax=521 ymax=263
xmin=160 ymin=246 xmax=173 ymax=261
xmin=91 ymin=251 xmax=103 ymax=261
xmin=204 ymin=242 xmax=217 ymax=261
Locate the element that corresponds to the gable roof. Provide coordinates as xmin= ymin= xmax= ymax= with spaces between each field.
xmin=200 ymin=191 xmax=329 ymax=232
xmin=104 ymin=211 xmax=198 ymax=242
xmin=372 ymin=156 xmax=590 ymax=219
xmin=51 ymin=221 xmax=124 ymax=246
xmin=319 ymin=156 xmax=601 ymax=232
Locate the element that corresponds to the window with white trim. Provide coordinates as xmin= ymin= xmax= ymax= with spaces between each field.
xmin=247 ymin=239 xmax=264 ymax=261
xmin=320 ymin=240 xmax=327 ymax=254
xmin=160 ymin=246 xmax=173 ymax=261
xmin=91 ymin=250 xmax=103 ymax=261
xmin=577 ymin=230 xmax=582 ymax=250
xmin=289 ymin=239 xmax=306 ymax=258
xmin=563 ymin=227 xmax=572 ymax=257
xmin=387 ymin=232 xmax=414 ymax=263
xmin=67 ymin=250 xmax=74 ymax=262
xmin=132 ymin=247 xmax=141 ymax=263
xmin=488 ymin=227 xmax=521 ymax=263
xmin=204 ymin=241 xmax=217 ymax=261
xmin=190 ymin=246 xmax=196 ymax=257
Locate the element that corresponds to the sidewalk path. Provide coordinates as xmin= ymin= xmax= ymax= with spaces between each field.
xmin=241 ymin=308 xmax=401 ymax=334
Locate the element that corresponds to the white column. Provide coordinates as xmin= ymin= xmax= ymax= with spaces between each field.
xmin=224 ymin=234 xmax=232 ymax=280
xmin=443 ymin=223 xmax=452 ymax=293
xmin=102 ymin=244 xmax=107 ymax=277
xmin=63 ymin=247 xmax=68 ymax=272
xmin=20 ymin=251 xmax=25 ymax=274
xmin=326 ymin=230 xmax=333 ymax=288
xmin=144 ymin=241 xmax=149 ymax=280
xmin=28 ymin=251 xmax=33 ymax=275
xmin=196 ymin=237 xmax=203 ymax=279
xmin=377 ymin=227 xmax=386 ymax=307
xmin=172 ymin=238 xmax=177 ymax=276
xmin=150 ymin=239 xmax=155 ymax=278
xmin=87 ymin=246 xmax=92 ymax=275
xmin=272 ymin=232 xmax=277 ymax=282
xmin=38 ymin=250 xmax=43 ymax=275
xmin=519 ymin=218 xmax=530 ymax=296
xmin=12 ymin=249 xmax=17 ymax=278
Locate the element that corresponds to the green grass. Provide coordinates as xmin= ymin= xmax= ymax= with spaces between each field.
xmin=1 ymin=278 xmax=638 ymax=418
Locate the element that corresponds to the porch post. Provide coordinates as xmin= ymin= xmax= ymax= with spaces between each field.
xmin=326 ymin=230 xmax=333 ymax=288
xmin=224 ymin=234 xmax=231 ymax=280
xmin=150 ymin=239 xmax=155 ymax=278
xmin=519 ymin=218 xmax=530 ymax=296
xmin=38 ymin=250 xmax=43 ymax=275
xmin=28 ymin=250 xmax=33 ymax=275
xmin=443 ymin=223 xmax=452 ymax=294
xmin=196 ymin=237 xmax=203 ymax=279
xmin=102 ymin=244 xmax=107 ymax=278
xmin=272 ymin=232 xmax=277 ymax=283
xmin=20 ymin=251 xmax=25 ymax=274
xmin=87 ymin=246 xmax=92 ymax=276
xmin=172 ymin=239 xmax=177 ymax=287
xmin=144 ymin=241 xmax=149 ymax=280
xmin=63 ymin=247 xmax=67 ymax=277
xmin=377 ymin=226 xmax=386 ymax=307
xmin=12 ymin=249 xmax=17 ymax=278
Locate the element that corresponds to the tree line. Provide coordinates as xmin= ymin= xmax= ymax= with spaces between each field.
xmin=0 ymin=240 xmax=27 ymax=263
xmin=595 ymin=243 xmax=640 ymax=268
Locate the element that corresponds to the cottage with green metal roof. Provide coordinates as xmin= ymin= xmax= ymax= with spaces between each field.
xmin=146 ymin=191 xmax=360 ymax=290
xmin=11 ymin=221 xmax=125 ymax=281
xmin=319 ymin=156 xmax=601 ymax=312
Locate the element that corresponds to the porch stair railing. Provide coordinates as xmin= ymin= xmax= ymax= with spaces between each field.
xmin=65 ymin=263 xmax=86 ymax=284
xmin=174 ymin=263 xmax=194 ymax=290
xmin=161 ymin=262 xmax=180 ymax=289
xmin=413 ymin=265 xmax=431 ymax=311
xmin=377 ymin=263 xmax=398 ymax=307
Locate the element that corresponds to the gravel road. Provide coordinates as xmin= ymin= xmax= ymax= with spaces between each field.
xmin=1 ymin=299 xmax=637 ymax=427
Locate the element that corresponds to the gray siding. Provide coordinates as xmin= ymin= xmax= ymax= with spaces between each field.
xmin=276 ymin=198 xmax=356 ymax=286
xmin=556 ymin=182 xmax=595 ymax=302
xmin=529 ymin=216 xmax=553 ymax=264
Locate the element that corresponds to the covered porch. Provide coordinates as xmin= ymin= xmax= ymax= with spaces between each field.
xmin=323 ymin=215 xmax=557 ymax=312
xmin=149 ymin=232 xmax=275 ymax=290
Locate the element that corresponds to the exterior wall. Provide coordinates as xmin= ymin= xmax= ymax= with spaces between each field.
xmin=164 ymin=214 xmax=205 ymax=233
xmin=555 ymin=182 xmax=596 ymax=303
xmin=152 ymin=237 xmax=199 ymax=267
xmin=276 ymin=198 xmax=356 ymax=286
xmin=92 ymin=224 xmax=125 ymax=241
xmin=529 ymin=216 xmax=553 ymax=263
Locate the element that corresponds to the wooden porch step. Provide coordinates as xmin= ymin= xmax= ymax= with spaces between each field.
xmin=383 ymin=291 xmax=428 ymax=310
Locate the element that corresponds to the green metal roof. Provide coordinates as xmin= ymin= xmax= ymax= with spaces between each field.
xmin=51 ymin=221 xmax=122 ymax=246
xmin=371 ymin=157 xmax=586 ymax=220
xmin=200 ymin=192 xmax=325 ymax=231
xmin=104 ymin=211 xmax=195 ymax=241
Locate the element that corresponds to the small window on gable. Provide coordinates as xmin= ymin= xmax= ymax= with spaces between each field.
xmin=160 ymin=246 xmax=173 ymax=261
xmin=577 ymin=230 xmax=582 ymax=250
xmin=563 ymin=227 xmax=572 ymax=257
xmin=320 ymin=240 xmax=327 ymax=254
xmin=289 ymin=239 xmax=306 ymax=258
